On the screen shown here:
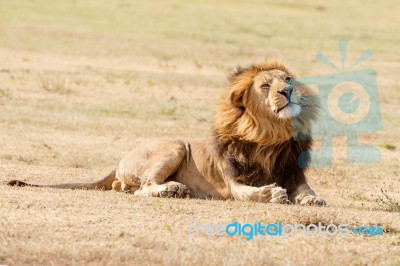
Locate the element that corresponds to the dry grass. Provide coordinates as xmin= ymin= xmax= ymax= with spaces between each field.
xmin=1 ymin=0 xmax=400 ymax=265
xmin=376 ymin=188 xmax=400 ymax=213
xmin=38 ymin=74 xmax=72 ymax=95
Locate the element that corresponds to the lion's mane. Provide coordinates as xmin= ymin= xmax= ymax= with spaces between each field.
xmin=212 ymin=60 xmax=319 ymax=194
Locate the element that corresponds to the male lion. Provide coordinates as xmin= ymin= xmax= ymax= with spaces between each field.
xmin=8 ymin=60 xmax=326 ymax=206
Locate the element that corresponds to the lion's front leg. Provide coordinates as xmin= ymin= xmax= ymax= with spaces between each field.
xmin=289 ymin=183 xmax=326 ymax=206
xmin=228 ymin=181 xmax=290 ymax=204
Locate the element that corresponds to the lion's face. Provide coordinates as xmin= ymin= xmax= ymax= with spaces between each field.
xmin=251 ymin=69 xmax=301 ymax=119
xmin=214 ymin=60 xmax=318 ymax=145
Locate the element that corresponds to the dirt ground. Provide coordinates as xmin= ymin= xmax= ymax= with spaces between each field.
xmin=0 ymin=0 xmax=399 ymax=265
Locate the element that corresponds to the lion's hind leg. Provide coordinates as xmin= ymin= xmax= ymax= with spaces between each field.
xmin=135 ymin=181 xmax=189 ymax=198
xmin=111 ymin=180 xmax=140 ymax=194
xmin=119 ymin=140 xmax=190 ymax=198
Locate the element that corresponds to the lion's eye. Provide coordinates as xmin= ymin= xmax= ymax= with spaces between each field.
xmin=261 ymin=83 xmax=270 ymax=89
xmin=285 ymin=77 xmax=292 ymax=84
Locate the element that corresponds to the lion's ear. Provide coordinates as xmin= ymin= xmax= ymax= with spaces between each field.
xmin=229 ymin=65 xmax=244 ymax=83
xmin=230 ymin=87 xmax=246 ymax=108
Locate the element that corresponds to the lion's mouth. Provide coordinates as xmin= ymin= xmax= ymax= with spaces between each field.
xmin=274 ymin=103 xmax=289 ymax=114
xmin=273 ymin=102 xmax=302 ymax=118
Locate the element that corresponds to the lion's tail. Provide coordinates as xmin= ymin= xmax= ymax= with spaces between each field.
xmin=7 ymin=170 xmax=116 ymax=190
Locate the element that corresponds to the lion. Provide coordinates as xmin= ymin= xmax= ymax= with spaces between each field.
xmin=8 ymin=59 xmax=326 ymax=206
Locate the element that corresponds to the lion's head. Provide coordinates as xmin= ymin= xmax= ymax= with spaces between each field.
xmin=214 ymin=59 xmax=319 ymax=146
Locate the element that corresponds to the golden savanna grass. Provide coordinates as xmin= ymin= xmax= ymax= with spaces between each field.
xmin=0 ymin=0 xmax=399 ymax=265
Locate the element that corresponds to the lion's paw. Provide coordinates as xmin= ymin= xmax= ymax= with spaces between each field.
xmin=257 ymin=183 xmax=290 ymax=204
xmin=297 ymin=195 xmax=326 ymax=206
xmin=269 ymin=186 xmax=291 ymax=204
xmin=158 ymin=182 xmax=190 ymax=198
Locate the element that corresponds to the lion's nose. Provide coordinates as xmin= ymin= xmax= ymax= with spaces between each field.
xmin=278 ymin=86 xmax=293 ymax=100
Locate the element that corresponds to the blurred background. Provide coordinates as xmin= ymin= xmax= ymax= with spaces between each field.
xmin=1 ymin=0 xmax=399 ymax=61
